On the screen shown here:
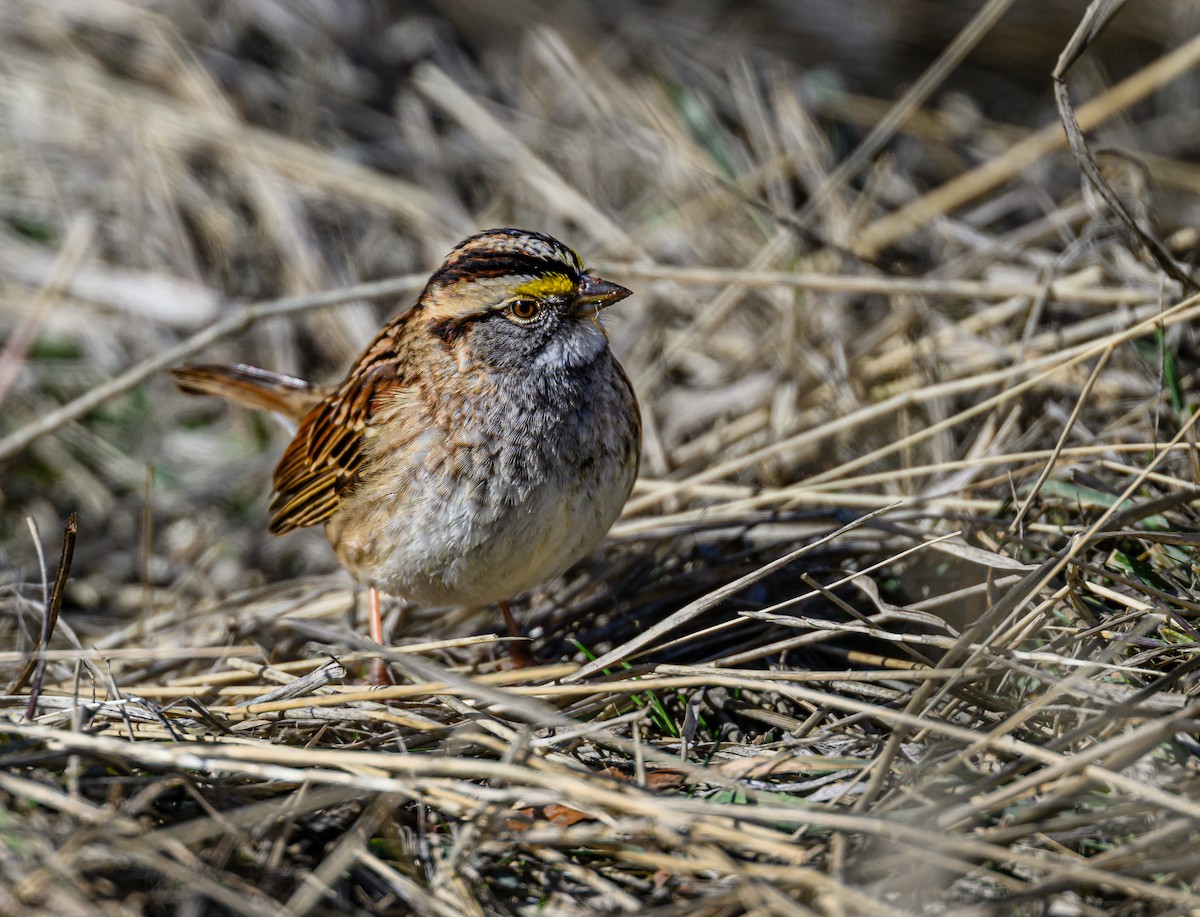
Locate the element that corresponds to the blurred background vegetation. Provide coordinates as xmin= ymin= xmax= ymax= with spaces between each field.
xmin=2 ymin=0 xmax=1195 ymax=629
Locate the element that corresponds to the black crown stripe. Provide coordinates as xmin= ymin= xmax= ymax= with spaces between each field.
xmin=434 ymin=254 xmax=579 ymax=285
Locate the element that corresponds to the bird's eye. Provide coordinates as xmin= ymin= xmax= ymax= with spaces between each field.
xmin=508 ymin=299 xmax=542 ymax=323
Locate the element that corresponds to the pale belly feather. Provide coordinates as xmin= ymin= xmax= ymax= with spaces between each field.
xmin=374 ymin=452 xmax=632 ymax=606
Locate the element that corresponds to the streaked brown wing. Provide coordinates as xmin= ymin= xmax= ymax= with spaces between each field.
xmin=268 ymin=328 xmax=416 ymax=535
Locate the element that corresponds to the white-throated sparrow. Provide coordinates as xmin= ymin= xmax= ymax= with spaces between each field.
xmin=175 ymin=228 xmax=640 ymax=683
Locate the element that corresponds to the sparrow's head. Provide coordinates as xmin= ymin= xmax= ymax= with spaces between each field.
xmin=418 ymin=228 xmax=631 ymax=371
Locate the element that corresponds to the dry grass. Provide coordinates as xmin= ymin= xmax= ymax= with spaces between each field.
xmin=4 ymin=1 xmax=1200 ymax=914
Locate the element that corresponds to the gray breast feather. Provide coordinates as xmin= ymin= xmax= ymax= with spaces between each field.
xmin=347 ymin=348 xmax=638 ymax=605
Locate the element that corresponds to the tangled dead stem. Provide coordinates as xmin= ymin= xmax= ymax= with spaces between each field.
xmin=4 ymin=1 xmax=1200 ymax=914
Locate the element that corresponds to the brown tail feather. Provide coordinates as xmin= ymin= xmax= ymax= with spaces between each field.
xmin=172 ymin=363 xmax=321 ymax=421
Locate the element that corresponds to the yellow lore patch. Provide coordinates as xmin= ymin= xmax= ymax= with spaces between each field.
xmin=513 ymin=273 xmax=576 ymax=299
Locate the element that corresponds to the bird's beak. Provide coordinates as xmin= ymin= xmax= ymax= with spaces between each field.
xmin=572 ymin=273 xmax=632 ymax=318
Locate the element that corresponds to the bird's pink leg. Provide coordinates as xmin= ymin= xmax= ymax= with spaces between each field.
xmin=368 ymin=586 xmax=392 ymax=686
xmin=501 ymin=600 xmax=536 ymax=669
